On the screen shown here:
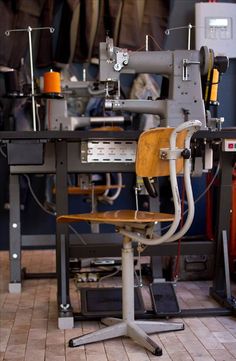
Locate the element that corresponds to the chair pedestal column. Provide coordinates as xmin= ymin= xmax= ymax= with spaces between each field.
xmin=69 ymin=237 xmax=184 ymax=356
xmin=122 ymin=237 xmax=135 ymax=322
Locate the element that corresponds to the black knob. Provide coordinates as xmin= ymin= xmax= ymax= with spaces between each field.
xmin=214 ymin=56 xmax=229 ymax=74
xmin=181 ymin=148 xmax=191 ymax=159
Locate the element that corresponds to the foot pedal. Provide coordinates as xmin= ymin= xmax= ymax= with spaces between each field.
xmin=80 ymin=287 xmax=145 ymax=317
xmin=150 ymin=282 xmax=180 ymax=316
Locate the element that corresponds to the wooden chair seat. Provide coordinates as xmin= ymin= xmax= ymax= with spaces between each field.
xmin=57 ymin=209 xmax=174 ymax=224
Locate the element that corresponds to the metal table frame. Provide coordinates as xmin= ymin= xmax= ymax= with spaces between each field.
xmin=0 ymin=129 xmax=236 ymax=328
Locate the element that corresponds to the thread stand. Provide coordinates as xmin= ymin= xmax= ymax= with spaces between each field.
xmin=5 ymin=26 xmax=55 ymax=131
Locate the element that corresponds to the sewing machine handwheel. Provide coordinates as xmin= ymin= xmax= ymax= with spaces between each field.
xmin=200 ymin=46 xmax=214 ymax=76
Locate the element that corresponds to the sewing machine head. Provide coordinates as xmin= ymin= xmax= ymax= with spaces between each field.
xmin=99 ymin=37 xmax=228 ymax=129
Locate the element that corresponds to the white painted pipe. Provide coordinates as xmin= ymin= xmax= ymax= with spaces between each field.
xmin=119 ymin=120 xmax=202 ymax=246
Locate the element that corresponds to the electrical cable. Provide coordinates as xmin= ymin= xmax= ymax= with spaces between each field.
xmin=24 ymin=174 xmax=55 ymax=216
xmin=0 ymin=145 xmax=7 ymax=158
xmin=134 ymin=269 xmax=141 ymax=287
xmin=67 ymin=224 xmax=87 ymax=245
xmin=23 ymin=174 xmax=87 ymax=245
xmin=146 ymin=34 xmax=162 ymax=51
xmin=35 ymin=101 xmax=41 ymax=131
xmin=190 ymin=162 xmax=220 ymax=207
xmin=161 ymin=161 xmax=220 ymax=232
xmin=87 ymin=85 xmax=114 ymax=96
xmin=99 ymin=173 xmax=123 ymax=203
xmin=103 ymin=173 xmax=111 ymax=197
xmin=143 ymin=177 xmax=158 ymax=198
xmin=131 ymin=34 xmax=162 ymax=53
xmin=97 ymin=266 xmax=121 ymax=284
xmin=87 ymin=86 xmax=106 ymax=95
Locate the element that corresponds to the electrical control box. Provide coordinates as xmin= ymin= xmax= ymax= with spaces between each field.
xmin=195 ymin=2 xmax=236 ymax=58
xmin=222 ymin=139 xmax=236 ymax=152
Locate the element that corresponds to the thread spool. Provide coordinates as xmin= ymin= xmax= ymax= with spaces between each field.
xmin=43 ymin=70 xmax=62 ymax=98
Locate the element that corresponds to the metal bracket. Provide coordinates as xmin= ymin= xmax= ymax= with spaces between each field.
xmin=114 ymin=49 xmax=129 ymax=71
xmin=81 ymin=140 xmax=136 ymax=163
xmin=182 ymin=59 xmax=200 ymax=81
xmin=160 ymin=148 xmax=183 ymax=160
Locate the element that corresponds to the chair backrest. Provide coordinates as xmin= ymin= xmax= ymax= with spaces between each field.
xmin=136 ymin=127 xmax=186 ymax=177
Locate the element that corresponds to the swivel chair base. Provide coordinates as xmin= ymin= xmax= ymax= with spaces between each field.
xmin=68 ymin=237 xmax=184 ymax=356
xmin=69 ymin=317 xmax=184 ymax=356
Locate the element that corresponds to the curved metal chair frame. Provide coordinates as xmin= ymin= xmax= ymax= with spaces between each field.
xmin=57 ymin=120 xmax=202 ymax=356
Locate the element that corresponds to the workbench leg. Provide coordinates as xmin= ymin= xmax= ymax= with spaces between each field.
xmin=9 ymin=174 xmax=22 ymax=293
xmin=210 ymin=152 xmax=236 ymax=312
xmin=56 ymin=141 xmax=74 ymax=328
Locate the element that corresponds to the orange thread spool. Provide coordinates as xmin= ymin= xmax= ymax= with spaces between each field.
xmin=43 ymin=70 xmax=61 ymax=94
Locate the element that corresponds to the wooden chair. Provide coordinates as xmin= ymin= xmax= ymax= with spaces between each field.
xmin=57 ymin=120 xmax=202 ymax=356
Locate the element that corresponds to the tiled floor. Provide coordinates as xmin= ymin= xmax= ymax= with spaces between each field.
xmin=0 ymin=250 xmax=236 ymax=361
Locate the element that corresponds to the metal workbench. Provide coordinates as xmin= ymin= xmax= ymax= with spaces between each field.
xmin=0 ymin=128 xmax=235 ymax=327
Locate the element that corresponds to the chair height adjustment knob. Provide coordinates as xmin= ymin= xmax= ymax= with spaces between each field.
xmin=181 ymin=148 xmax=191 ymax=159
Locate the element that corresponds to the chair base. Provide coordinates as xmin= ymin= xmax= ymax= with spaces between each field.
xmin=69 ymin=237 xmax=184 ymax=355
xmin=69 ymin=317 xmax=184 ymax=356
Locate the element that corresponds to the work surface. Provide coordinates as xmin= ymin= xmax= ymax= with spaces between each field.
xmin=0 ymin=127 xmax=236 ymax=139
xmin=1 ymin=250 xmax=236 ymax=361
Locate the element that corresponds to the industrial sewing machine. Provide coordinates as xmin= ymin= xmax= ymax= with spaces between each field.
xmin=44 ymin=35 xmax=228 ymax=135
xmin=99 ymin=36 xmax=228 ymax=130
xmin=95 ymin=36 xmax=229 ymax=180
